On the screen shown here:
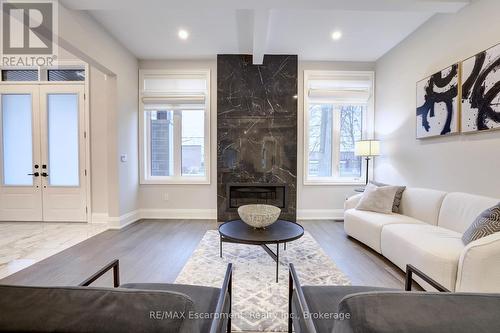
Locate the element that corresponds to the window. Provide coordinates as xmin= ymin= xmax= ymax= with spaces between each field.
xmin=140 ymin=70 xmax=210 ymax=184
xmin=1 ymin=67 xmax=86 ymax=82
xmin=1 ymin=70 xmax=38 ymax=81
xmin=48 ymin=69 xmax=85 ymax=81
xmin=304 ymin=71 xmax=374 ymax=184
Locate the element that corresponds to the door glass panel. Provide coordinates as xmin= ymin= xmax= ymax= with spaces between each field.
xmin=1 ymin=94 xmax=33 ymax=186
xmin=47 ymin=94 xmax=79 ymax=186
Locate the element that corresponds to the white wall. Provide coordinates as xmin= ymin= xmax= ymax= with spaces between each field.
xmin=57 ymin=4 xmax=139 ymax=222
xmin=138 ymin=59 xmax=375 ymax=219
xmin=89 ymin=67 xmax=111 ymax=214
xmin=375 ymin=0 xmax=500 ymax=198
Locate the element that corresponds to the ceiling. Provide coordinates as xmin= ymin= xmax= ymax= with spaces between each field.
xmin=60 ymin=0 xmax=470 ymax=63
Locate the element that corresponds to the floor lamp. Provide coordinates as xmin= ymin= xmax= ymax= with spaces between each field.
xmin=355 ymin=140 xmax=380 ymax=185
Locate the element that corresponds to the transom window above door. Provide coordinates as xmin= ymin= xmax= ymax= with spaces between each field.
xmin=139 ymin=70 xmax=210 ymax=184
xmin=304 ymin=71 xmax=375 ymax=185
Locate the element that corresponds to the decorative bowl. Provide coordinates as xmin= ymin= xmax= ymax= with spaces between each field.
xmin=237 ymin=204 xmax=281 ymax=229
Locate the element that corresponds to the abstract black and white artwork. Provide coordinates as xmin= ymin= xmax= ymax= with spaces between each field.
xmin=416 ymin=64 xmax=459 ymax=139
xmin=462 ymin=43 xmax=500 ymax=133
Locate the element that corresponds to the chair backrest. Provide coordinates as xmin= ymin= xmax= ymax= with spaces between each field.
xmin=438 ymin=192 xmax=499 ymax=233
xmin=399 ymin=188 xmax=447 ymax=225
xmin=0 ymin=285 xmax=199 ymax=333
xmin=334 ymin=291 xmax=500 ymax=333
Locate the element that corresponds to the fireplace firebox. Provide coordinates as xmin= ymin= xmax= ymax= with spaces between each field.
xmin=227 ymin=184 xmax=287 ymax=209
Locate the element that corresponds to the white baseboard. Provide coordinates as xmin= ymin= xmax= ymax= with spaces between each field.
xmin=107 ymin=210 xmax=142 ymax=230
xmin=90 ymin=213 xmax=109 ymax=224
xmin=141 ymin=208 xmax=217 ymax=220
xmin=91 ymin=208 xmax=342 ymax=229
xmin=94 ymin=209 xmax=216 ymax=229
xmin=297 ymin=209 xmax=344 ymax=220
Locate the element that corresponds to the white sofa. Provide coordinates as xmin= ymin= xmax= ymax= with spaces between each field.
xmin=344 ymin=188 xmax=500 ymax=293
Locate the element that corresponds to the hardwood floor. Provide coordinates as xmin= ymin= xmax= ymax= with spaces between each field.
xmin=0 ymin=219 xmax=417 ymax=290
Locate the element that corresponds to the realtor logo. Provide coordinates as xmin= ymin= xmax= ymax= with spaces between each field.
xmin=1 ymin=0 xmax=58 ymax=66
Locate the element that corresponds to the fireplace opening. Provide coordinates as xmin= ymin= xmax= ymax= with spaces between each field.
xmin=228 ymin=184 xmax=287 ymax=209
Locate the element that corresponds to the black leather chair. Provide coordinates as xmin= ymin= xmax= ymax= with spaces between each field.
xmin=289 ymin=263 xmax=500 ymax=333
xmin=0 ymin=260 xmax=232 ymax=333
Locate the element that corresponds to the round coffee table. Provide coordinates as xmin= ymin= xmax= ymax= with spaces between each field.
xmin=218 ymin=219 xmax=304 ymax=282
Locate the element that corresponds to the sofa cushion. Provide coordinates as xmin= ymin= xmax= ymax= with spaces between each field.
xmin=120 ymin=283 xmax=222 ymax=333
xmin=334 ymin=291 xmax=500 ymax=333
xmin=370 ymin=181 xmax=406 ymax=213
xmin=462 ymin=203 xmax=500 ymax=245
xmin=399 ymin=188 xmax=447 ymax=225
xmin=344 ymin=209 xmax=425 ymax=253
xmin=356 ymin=184 xmax=400 ymax=214
xmin=381 ymin=224 xmax=464 ymax=291
xmin=296 ymin=286 xmax=395 ymax=333
xmin=438 ymin=192 xmax=499 ymax=234
xmin=0 ymin=285 xmax=199 ymax=333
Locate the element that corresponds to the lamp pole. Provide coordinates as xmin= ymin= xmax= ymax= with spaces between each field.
xmin=365 ymin=156 xmax=370 ymax=185
xmin=355 ymin=139 xmax=380 ymax=187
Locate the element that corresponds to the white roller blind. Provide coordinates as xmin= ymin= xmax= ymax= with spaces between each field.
xmin=307 ymin=72 xmax=373 ymax=103
xmin=142 ymin=95 xmax=205 ymax=104
xmin=142 ymin=72 xmax=208 ymax=111
xmin=143 ymin=74 xmax=207 ymax=93
xmin=308 ymin=89 xmax=370 ymax=102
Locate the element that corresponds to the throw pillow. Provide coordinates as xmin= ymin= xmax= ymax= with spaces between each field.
xmin=370 ymin=181 xmax=406 ymax=213
xmin=356 ymin=183 xmax=400 ymax=214
xmin=462 ymin=203 xmax=500 ymax=245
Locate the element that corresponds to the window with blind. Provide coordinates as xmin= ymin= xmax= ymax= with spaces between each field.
xmin=139 ymin=70 xmax=210 ymax=184
xmin=304 ymin=71 xmax=374 ymax=184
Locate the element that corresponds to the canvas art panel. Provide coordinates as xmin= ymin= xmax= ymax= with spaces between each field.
xmin=416 ymin=64 xmax=459 ymax=139
xmin=462 ymin=43 xmax=500 ymax=133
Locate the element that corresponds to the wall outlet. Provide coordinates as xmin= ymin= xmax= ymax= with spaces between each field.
xmin=162 ymin=193 xmax=169 ymax=201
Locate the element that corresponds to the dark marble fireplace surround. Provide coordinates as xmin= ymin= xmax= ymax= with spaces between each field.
xmin=217 ymin=54 xmax=298 ymax=222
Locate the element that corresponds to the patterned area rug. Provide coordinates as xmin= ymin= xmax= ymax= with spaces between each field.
xmin=175 ymin=230 xmax=350 ymax=332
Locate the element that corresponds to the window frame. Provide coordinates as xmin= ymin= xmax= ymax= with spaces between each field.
xmin=139 ymin=69 xmax=211 ymax=185
xmin=303 ymin=70 xmax=375 ymax=186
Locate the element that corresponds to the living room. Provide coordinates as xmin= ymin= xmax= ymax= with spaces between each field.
xmin=1 ymin=0 xmax=499 ymax=332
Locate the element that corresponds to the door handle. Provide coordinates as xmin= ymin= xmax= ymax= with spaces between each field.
xmin=41 ymin=172 xmax=49 ymax=177
xmin=28 ymin=172 xmax=40 ymax=177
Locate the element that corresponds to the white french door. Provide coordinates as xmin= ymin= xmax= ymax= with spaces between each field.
xmin=0 ymin=84 xmax=87 ymax=222
xmin=0 ymin=85 xmax=42 ymax=221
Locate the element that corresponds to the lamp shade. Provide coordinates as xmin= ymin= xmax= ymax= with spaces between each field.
xmin=355 ymin=140 xmax=380 ymax=157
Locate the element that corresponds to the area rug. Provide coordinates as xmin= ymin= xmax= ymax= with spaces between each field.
xmin=175 ymin=230 xmax=350 ymax=332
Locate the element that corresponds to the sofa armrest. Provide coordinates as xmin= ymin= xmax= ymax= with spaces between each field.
xmin=210 ymin=263 xmax=233 ymax=333
xmin=289 ymin=263 xmax=317 ymax=333
xmin=456 ymin=233 xmax=500 ymax=292
xmin=344 ymin=193 xmax=363 ymax=210
xmin=79 ymin=259 xmax=120 ymax=287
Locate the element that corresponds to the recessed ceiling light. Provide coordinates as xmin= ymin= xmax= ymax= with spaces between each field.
xmin=178 ymin=29 xmax=189 ymax=40
xmin=331 ymin=31 xmax=342 ymax=41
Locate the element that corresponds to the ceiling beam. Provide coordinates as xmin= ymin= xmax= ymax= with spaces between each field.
xmin=252 ymin=10 xmax=270 ymax=65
